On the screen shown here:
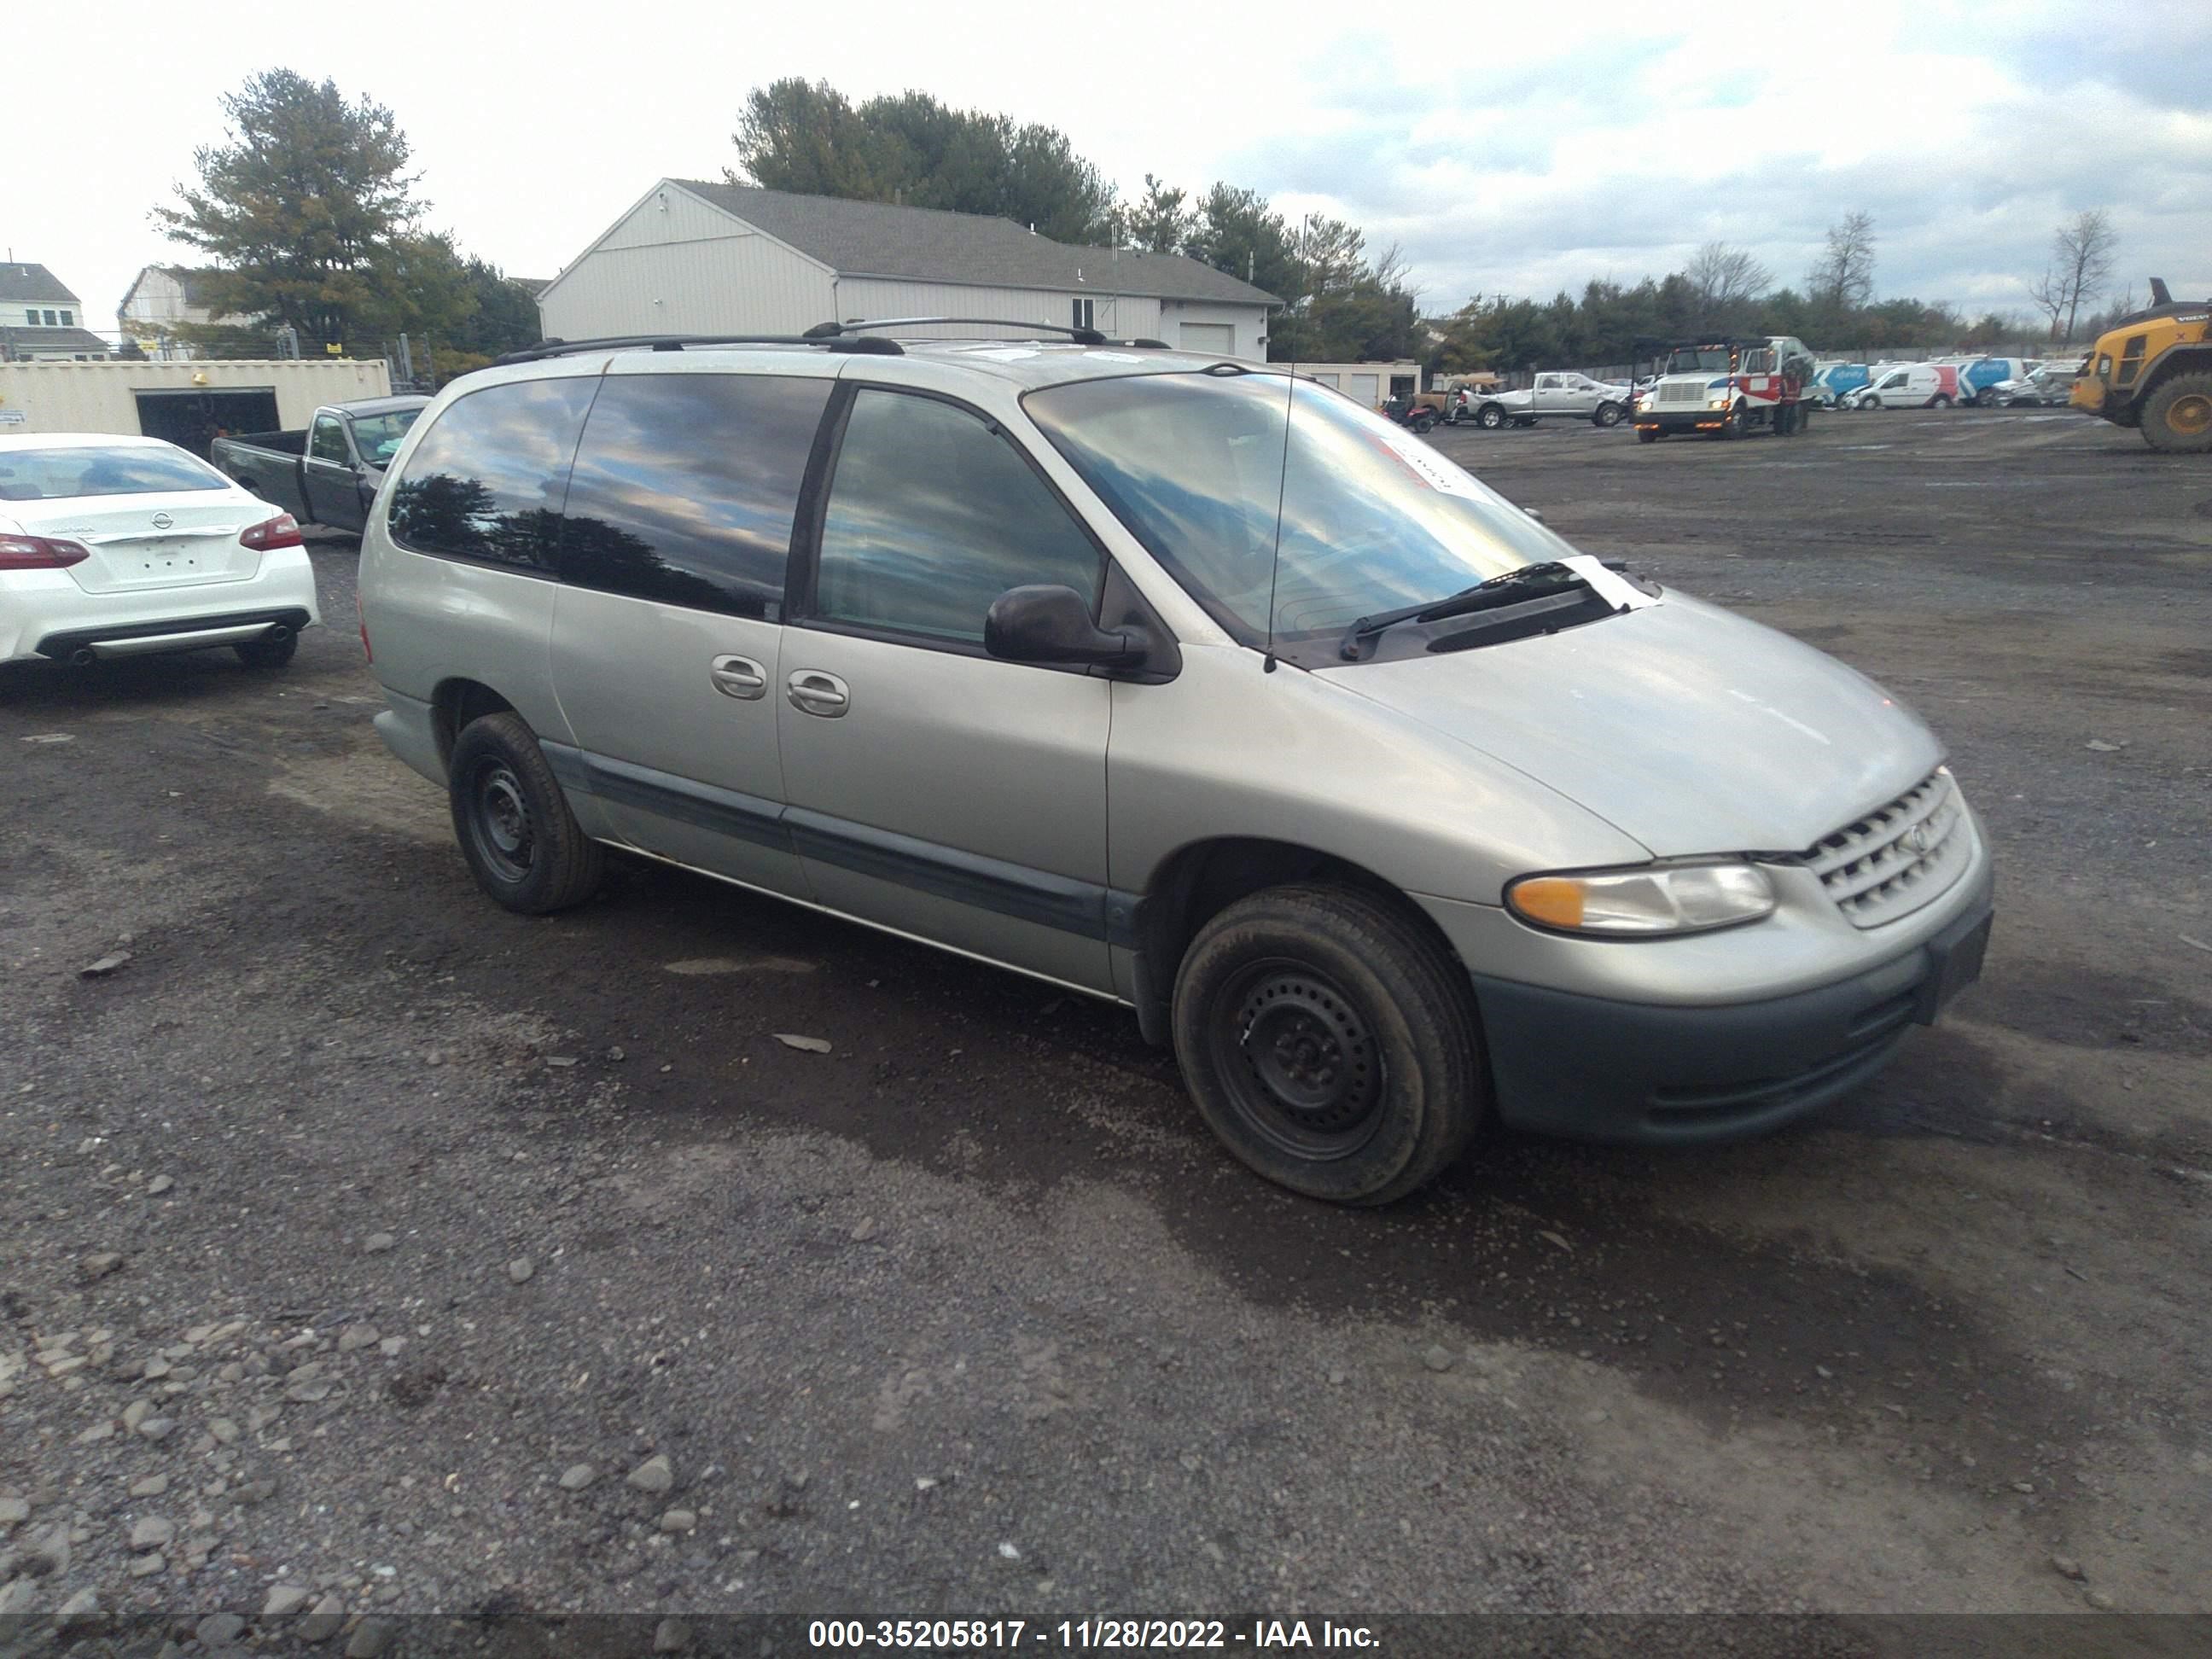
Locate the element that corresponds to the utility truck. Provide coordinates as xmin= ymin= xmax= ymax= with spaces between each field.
xmin=1632 ymin=336 xmax=1816 ymax=441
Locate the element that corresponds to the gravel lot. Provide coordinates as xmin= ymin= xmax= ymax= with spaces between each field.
xmin=1 ymin=405 xmax=2206 ymax=1640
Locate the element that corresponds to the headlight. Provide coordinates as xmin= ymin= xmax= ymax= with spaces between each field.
xmin=1708 ymin=398 xmax=1729 ymax=410
xmin=1506 ymin=861 xmax=1776 ymax=936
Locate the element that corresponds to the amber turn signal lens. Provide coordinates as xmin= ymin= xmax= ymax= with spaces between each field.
xmin=1508 ymin=877 xmax=1586 ymax=929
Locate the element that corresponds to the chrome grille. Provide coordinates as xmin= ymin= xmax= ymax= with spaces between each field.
xmin=1656 ymin=381 xmax=1708 ymax=405
xmin=1803 ymin=770 xmax=1969 ymax=928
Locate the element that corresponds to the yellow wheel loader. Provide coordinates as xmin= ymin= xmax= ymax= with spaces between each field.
xmin=2071 ymin=278 xmax=2212 ymax=453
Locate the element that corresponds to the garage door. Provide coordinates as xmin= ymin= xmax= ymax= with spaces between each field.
xmin=1349 ymin=373 xmax=1379 ymax=408
xmin=1179 ymin=323 xmax=1235 ymax=356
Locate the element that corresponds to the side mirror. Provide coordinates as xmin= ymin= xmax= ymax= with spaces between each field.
xmin=985 ymin=584 xmax=1147 ymax=669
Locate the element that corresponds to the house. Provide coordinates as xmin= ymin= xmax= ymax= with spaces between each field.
xmin=0 ymin=264 xmax=111 ymax=361
xmin=537 ymin=180 xmax=1279 ymax=359
xmin=118 ymin=265 xmax=257 ymax=358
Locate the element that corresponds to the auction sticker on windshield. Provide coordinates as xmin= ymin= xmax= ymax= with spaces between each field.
xmin=1371 ymin=425 xmax=1481 ymax=498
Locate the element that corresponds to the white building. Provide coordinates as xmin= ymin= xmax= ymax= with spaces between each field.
xmin=1281 ymin=359 xmax=1426 ymax=411
xmin=538 ymin=180 xmax=1279 ymax=359
xmin=118 ymin=265 xmax=255 ymax=357
xmin=1 ymin=263 xmax=110 ymax=360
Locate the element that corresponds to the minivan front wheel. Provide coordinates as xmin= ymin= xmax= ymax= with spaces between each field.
xmin=1172 ymin=885 xmax=1481 ymax=1204
xmin=448 ymin=712 xmax=603 ymax=913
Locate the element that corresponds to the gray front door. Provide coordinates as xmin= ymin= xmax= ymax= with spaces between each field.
xmin=303 ymin=412 xmax=362 ymax=530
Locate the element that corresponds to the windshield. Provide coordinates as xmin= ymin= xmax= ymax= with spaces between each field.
xmin=1665 ymin=347 xmax=1733 ymax=374
xmin=1024 ymin=371 xmax=1570 ymax=661
xmin=349 ymin=407 xmax=422 ymax=467
xmin=0 ymin=445 xmax=230 ymax=501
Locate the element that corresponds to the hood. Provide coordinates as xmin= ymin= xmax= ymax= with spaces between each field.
xmin=1314 ymin=593 xmax=1942 ymax=858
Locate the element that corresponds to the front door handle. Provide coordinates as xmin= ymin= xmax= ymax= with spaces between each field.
xmin=708 ymin=654 xmax=767 ymax=701
xmin=785 ymin=669 xmax=850 ymax=717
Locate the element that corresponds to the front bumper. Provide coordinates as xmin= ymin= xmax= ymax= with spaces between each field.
xmin=1468 ymin=859 xmax=1994 ymax=1144
xmin=1633 ymin=410 xmax=1730 ymax=434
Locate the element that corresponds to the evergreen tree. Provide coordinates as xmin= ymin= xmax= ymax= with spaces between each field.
xmin=156 ymin=69 xmax=423 ymax=346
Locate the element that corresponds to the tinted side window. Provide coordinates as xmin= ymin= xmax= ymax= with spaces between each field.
xmin=388 ymin=377 xmax=597 ymax=569
xmin=556 ymin=373 xmax=831 ymax=620
xmin=813 ymin=390 xmax=1102 ymax=645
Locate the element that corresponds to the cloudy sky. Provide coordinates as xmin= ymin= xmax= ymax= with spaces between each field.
xmin=18 ymin=0 xmax=2209 ymax=336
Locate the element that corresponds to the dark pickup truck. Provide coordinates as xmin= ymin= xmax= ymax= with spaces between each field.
xmin=210 ymin=395 xmax=429 ymax=534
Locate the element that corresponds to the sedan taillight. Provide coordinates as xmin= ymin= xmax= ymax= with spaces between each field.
xmin=0 ymin=533 xmax=91 ymax=570
xmin=240 ymin=513 xmax=304 ymax=551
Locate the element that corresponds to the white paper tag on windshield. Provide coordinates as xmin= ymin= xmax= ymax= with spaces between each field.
xmin=1373 ymin=427 xmax=1482 ymax=498
xmin=1562 ymin=554 xmax=1657 ymax=610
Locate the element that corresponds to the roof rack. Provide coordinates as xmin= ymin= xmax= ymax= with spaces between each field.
xmin=803 ymin=317 xmax=1111 ymax=346
xmin=491 ymin=332 xmax=904 ymax=367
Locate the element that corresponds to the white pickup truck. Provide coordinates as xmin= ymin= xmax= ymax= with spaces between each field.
xmin=1458 ymin=372 xmax=1632 ymax=430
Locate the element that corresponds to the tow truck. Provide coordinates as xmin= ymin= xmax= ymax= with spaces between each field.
xmin=1632 ymin=335 xmax=1817 ymax=443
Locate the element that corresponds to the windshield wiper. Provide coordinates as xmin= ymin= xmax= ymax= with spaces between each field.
xmin=1338 ymin=562 xmax=1586 ymax=660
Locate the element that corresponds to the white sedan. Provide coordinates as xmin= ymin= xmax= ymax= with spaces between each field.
xmin=0 ymin=433 xmax=318 ymax=669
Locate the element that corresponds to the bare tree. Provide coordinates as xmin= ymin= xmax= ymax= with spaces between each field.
xmin=1807 ymin=211 xmax=1877 ymax=311
xmin=2027 ymin=209 xmax=2118 ymax=341
xmin=1685 ymin=241 xmax=1772 ymax=325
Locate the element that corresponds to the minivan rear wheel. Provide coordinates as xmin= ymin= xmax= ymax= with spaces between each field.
xmin=1172 ymin=885 xmax=1481 ymax=1204
xmin=448 ymin=712 xmax=603 ymax=914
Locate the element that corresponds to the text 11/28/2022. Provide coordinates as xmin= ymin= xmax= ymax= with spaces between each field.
xmin=806 ymin=1619 xmax=1382 ymax=1650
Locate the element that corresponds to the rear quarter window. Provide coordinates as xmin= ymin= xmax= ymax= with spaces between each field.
xmin=387 ymin=378 xmax=597 ymax=570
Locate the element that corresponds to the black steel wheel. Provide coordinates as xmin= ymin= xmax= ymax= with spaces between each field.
xmin=464 ymin=758 xmax=537 ymax=886
xmin=1208 ymin=960 xmax=1387 ymax=1161
xmin=1172 ymin=885 xmax=1481 ymax=1204
xmin=448 ymin=711 xmax=604 ymax=913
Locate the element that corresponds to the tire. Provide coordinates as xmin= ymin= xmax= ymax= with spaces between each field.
xmin=1861 ymin=394 xmax=1883 ymax=411
xmin=1171 ymin=884 xmax=1482 ymax=1205
xmin=1931 ymin=394 xmax=1953 ymax=410
xmin=1410 ymin=411 xmax=1436 ymax=434
xmin=2140 ymin=372 xmax=2212 ymax=454
xmin=234 ymin=631 xmax=298 ymax=670
xmin=1592 ymin=401 xmax=1621 ymax=428
xmin=1716 ymin=404 xmax=1743 ymax=439
xmin=1636 ymin=427 xmax=1660 ymax=444
xmin=447 ymin=711 xmax=604 ymax=914
xmin=1476 ymin=404 xmax=1505 ymax=429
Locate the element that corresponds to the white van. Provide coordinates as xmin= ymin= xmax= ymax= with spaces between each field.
xmin=1854 ymin=363 xmax=1964 ymax=410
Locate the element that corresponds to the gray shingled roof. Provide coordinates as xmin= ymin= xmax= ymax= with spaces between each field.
xmin=672 ymin=181 xmax=1279 ymax=307
xmin=0 ymin=263 xmax=82 ymax=306
xmin=1 ymin=325 xmax=113 ymax=355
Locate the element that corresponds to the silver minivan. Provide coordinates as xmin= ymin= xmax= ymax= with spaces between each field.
xmin=358 ymin=325 xmax=1994 ymax=1204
